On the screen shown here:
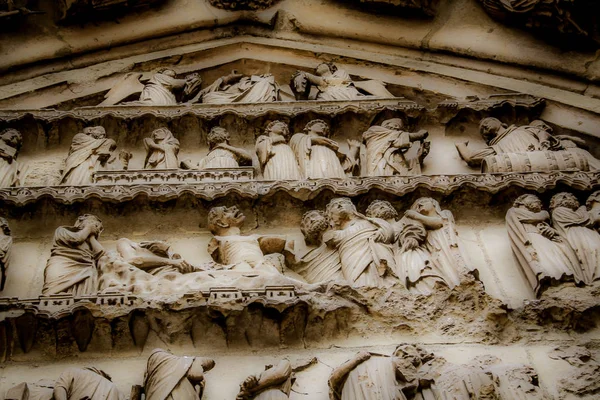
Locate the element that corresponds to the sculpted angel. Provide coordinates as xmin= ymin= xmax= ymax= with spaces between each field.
xmin=290 ymin=120 xmax=359 ymax=179
xmin=61 ymin=126 xmax=117 ymax=186
xmin=144 ymin=128 xmax=180 ymax=169
xmin=255 ymin=121 xmax=303 ymax=180
xmin=144 ymin=349 xmax=215 ymax=400
xmin=0 ymin=217 xmax=12 ymax=291
xmin=42 ymin=214 xmax=105 ymax=296
xmin=181 ymin=127 xmax=252 ymax=170
xmin=0 ymin=128 xmax=22 ymax=188
xmin=362 ymin=119 xmax=430 ymax=176
xmin=323 ymin=197 xmax=396 ymax=287
xmin=506 ymin=194 xmax=582 ymax=295
xmin=237 ymin=360 xmax=293 ymax=400
xmin=550 ymin=192 xmax=600 ymax=284
xmin=291 ymin=62 xmax=394 ymax=101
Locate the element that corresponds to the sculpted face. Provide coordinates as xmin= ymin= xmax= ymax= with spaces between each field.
xmin=309 ymin=122 xmax=327 ymax=136
xmin=523 ymin=196 xmax=543 ymax=213
xmin=479 ymin=118 xmax=503 ymax=140
xmin=0 ymin=218 xmax=10 ymax=236
xmin=415 ymin=199 xmax=435 ymax=214
xmin=162 ymin=69 xmax=176 ymax=78
xmin=327 ymin=198 xmax=356 ymax=227
xmin=366 ymin=200 xmax=398 ymax=220
xmin=153 ymin=128 xmax=168 ymax=141
xmin=208 ymin=206 xmax=246 ymax=233
xmin=74 ymin=214 xmax=103 ymax=234
xmin=89 ymin=126 xmax=106 ymax=139
xmin=551 ymin=193 xmax=580 ymax=211
xmin=301 ymin=210 xmax=329 ymax=244
xmin=268 ymin=122 xmax=287 ymax=136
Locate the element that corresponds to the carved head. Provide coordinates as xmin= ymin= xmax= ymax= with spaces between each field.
xmin=315 ymin=62 xmax=337 ymax=76
xmin=366 ymin=200 xmax=398 ymax=220
xmin=550 ymin=192 xmax=580 ymax=211
xmin=207 ymin=206 xmax=245 ymax=234
xmin=74 ymin=214 xmax=103 ymax=235
xmin=207 ymin=127 xmax=230 ymax=148
xmin=159 ymin=69 xmax=177 ymax=78
xmin=326 ymin=197 xmax=357 ymax=228
xmin=0 ymin=128 xmax=22 ymax=150
xmin=291 ymin=72 xmax=309 ymax=99
xmin=152 ymin=127 xmax=172 ymax=142
xmin=410 ymin=197 xmax=441 ymax=216
xmin=586 ymin=191 xmax=600 ymax=209
xmin=300 ymin=210 xmax=330 ymax=245
xmin=83 ymin=126 xmax=107 ymax=139
xmin=0 ymin=217 xmax=10 ymax=236
xmin=530 ymin=120 xmax=553 ymax=133
xmin=381 ymin=118 xmax=404 ymax=131
xmin=304 ymin=119 xmax=330 ymax=138
xmin=265 ymin=120 xmax=290 ymax=139
xmin=513 ymin=194 xmax=543 ymax=212
xmin=479 ymin=118 xmax=505 ymax=141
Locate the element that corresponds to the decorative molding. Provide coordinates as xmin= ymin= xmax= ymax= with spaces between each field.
xmin=436 ymin=93 xmax=545 ymax=123
xmin=93 ymin=167 xmax=255 ymax=184
xmin=0 ymin=172 xmax=597 ymax=205
xmin=207 ymin=0 xmax=282 ymax=11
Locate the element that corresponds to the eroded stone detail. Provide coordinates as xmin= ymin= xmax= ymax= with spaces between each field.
xmin=0 ymin=128 xmax=22 ymax=188
xmin=143 ymin=128 xmax=179 ymax=169
xmin=549 ymin=346 xmax=600 ymax=397
xmin=237 ymin=360 xmax=293 ymax=400
xmin=208 ymin=0 xmax=282 ymax=11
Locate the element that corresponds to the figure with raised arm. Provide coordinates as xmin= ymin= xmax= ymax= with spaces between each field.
xmin=237 ymin=360 xmax=293 ymax=400
xmin=61 ymin=126 xmax=117 ymax=185
xmin=181 ymin=127 xmax=252 ymax=170
xmin=144 ymin=128 xmax=180 ymax=169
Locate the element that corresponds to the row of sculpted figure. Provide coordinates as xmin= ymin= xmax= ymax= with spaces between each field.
xmin=4 ymin=345 xmax=545 ymax=400
xmin=507 ymin=191 xmax=600 ymax=296
xmin=99 ymin=62 xmax=395 ymax=106
xmin=0 ymin=197 xmax=473 ymax=297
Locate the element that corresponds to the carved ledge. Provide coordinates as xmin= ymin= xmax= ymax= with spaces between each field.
xmin=208 ymin=0 xmax=282 ymax=11
xmin=93 ymin=168 xmax=255 ymax=184
xmin=0 ymin=172 xmax=597 ymax=205
xmin=436 ymin=94 xmax=545 ymax=123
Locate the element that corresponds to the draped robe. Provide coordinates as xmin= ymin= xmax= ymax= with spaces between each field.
xmin=506 ymin=207 xmax=581 ymax=294
xmin=202 ymin=75 xmax=280 ymax=104
xmin=316 ymin=69 xmax=364 ymax=101
xmin=290 ymin=133 xmax=349 ymax=179
xmin=144 ymin=135 xmax=180 ymax=169
xmin=54 ymin=368 xmax=121 ymax=400
xmin=61 ymin=133 xmax=116 ymax=185
xmin=293 ymin=242 xmax=343 ymax=283
xmin=551 ymin=206 xmax=600 ymax=284
xmin=198 ymin=148 xmax=240 ymax=169
xmin=43 ymin=226 xmax=103 ymax=296
xmin=144 ymin=349 xmax=200 ymax=400
xmin=339 ymin=357 xmax=405 ymax=400
xmin=362 ymin=126 xmax=423 ymax=176
xmin=209 ymin=234 xmax=282 ymax=275
xmin=139 ymin=73 xmax=183 ymax=106
xmin=0 ymin=139 xmax=19 ymax=187
xmin=256 ymin=133 xmax=302 ymax=180
xmin=0 ymin=232 xmax=12 ymax=291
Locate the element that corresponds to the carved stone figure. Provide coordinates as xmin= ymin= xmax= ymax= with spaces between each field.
xmin=237 ymin=360 xmax=293 ymax=400
xmin=290 ymin=120 xmax=359 ymax=179
xmin=506 ymin=194 xmax=582 ymax=295
xmin=144 ymin=349 xmax=215 ymax=400
xmin=0 ymin=128 xmax=22 ymax=187
xmin=285 ymin=210 xmax=343 ymax=283
xmin=190 ymin=71 xmax=282 ymax=104
xmin=587 ymin=191 xmax=600 ymax=231
xmin=323 ymin=197 xmax=395 ymax=287
xmin=207 ymin=206 xmax=289 ymax=275
xmin=291 ymin=62 xmax=394 ymax=101
xmin=455 ymin=118 xmax=590 ymax=172
xmin=256 ymin=121 xmax=303 ymax=180
xmin=182 ymin=127 xmax=252 ymax=170
xmin=61 ymin=126 xmax=117 ymax=186
xmin=550 ymin=192 xmax=600 ymax=285
xmin=144 ymin=128 xmax=180 ymax=169
xmin=549 ymin=346 xmax=600 ymax=397
xmin=0 ymin=217 xmax=12 ymax=291
xmin=54 ymin=367 xmax=121 ymax=400
xmin=42 ymin=214 xmax=104 ymax=296
xmin=362 ymin=119 xmax=430 ymax=176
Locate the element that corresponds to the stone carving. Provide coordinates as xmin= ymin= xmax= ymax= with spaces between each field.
xmin=208 ymin=0 xmax=282 ymax=11
xmin=456 ymin=118 xmax=597 ymax=173
xmin=0 ymin=0 xmax=41 ymax=20
xmin=5 ymin=381 xmax=53 ymax=400
xmin=478 ymin=0 xmax=600 ymax=46
xmin=100 ymin=70 xmax=202 ymax=106
xmin=587 ymin=190 xmax=600 ymax=231
xmin=362 ymin=119 xmax=429 ymax=176
xmin=181 ymin=127 xmax=252 ymax=170
xmin=256 ymin=121 xmax=302 ymax=180
xmin=290 ymin=120 xmax=359 ymax=179
xmin=549 ymin=346 xmax=600 ymax=397
xmin=506 ymin=194 xmax=581 ymax=295
xmin=323 ymin=197 xmax=396 ymax=287
xmin=144 ymin=128 xmax=180 ymax=169
xmin=0 ymin=217 xmax=12 ymax=291
xmin=285 ymin=210 xmax=343 ymax=283
xmin=61 ymin=126 xmax=117 ymax=186
xmin=190 ymin=71 xmax=284 ymax=104
xmin=291 ymin=63 xmax=394 ymax=101
xmin=42 ymin=214 xmax=105 ymax=296
xmin=54 ymin=367 xmax=121 ymax=400
xmin=237 ymin=360 xmax=293 ymax=400
xmin=144 ymin=349 xmax=215 ymax=400
xmin=549 ymin=192 xmax=600 ymax=285
xmin=0 ymin=128 xmax=22 ymax=188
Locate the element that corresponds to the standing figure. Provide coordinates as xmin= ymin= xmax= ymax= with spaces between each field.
xmin=550 ymin=192 xmax=600 ymax=284
xmin=587 ymin=191 xmax=600 ymax=231
xmin=285 ymin=210 xmax=343 ymax=283
xmin=362 ymin=119 xmax=430 ymax=176
xmin=0 ymin=217 xmax=12 ymax=291
xmin=237 ymin=360 xmax=293 ymax=400
xmin=290 ymin=120 xmax=359 ymax=179
xmin=323 ymin=197 xmax=395 ymax=287
xmin=144 ymin=128 xmax=180 ymax=169
xmin=182 ymin=127 xmax=252 ymax=170
xmin=54 ymin=367 xmax=122 ymax=400
xmin=0 ymin=128 xmax=22 ymax=187
xmin=144 ymin=349 xmax=215 ymax=400
xmin=506 ymin=194 xmax=582 ymax=295
xmin=42 ymin=214 xmax=104 ymax=296
xmin=61 ymin=126 xmax=117 ymax=186
xmin=256 ymin=121 xmax=303 ymax=180
xmin=291 ymin=62 xmax=394 ymax=101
